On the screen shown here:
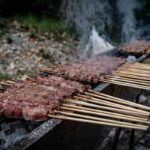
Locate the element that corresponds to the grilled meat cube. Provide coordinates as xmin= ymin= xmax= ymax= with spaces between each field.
xmin=23 ymin=105 xmax=48 ymax=121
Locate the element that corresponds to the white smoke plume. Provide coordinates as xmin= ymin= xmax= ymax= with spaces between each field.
xmin=84 ymin=27 xmax=114 ymax=58
xmin=61 ymin=0 xmax=114 ymax=58
xmin=117 ymin=0 xmax=143 ymax=42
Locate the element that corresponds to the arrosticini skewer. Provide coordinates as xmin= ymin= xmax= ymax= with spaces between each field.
xmin=49 ymin=97 xmax=149 ymax=130
xmin=48 ymin=114 xmax=147 ymax=130
xmin=1 ymin=77 xmax=150 ymax=130
xmin=1 ymin=78 xmax=150 ymax=118
xmin=49 ymin=95 xmax=150 ymax=130
xmin=73 ymin=95 xmax=149 ymax=117
xmin=3 ymin=78 xmax=150 ymax=114
xmin=64 ymin=99 xmax=146 ymax=120
xmin=40 ymin=58 xmax=150 ymax=91
xmin=86 ymin=90 xmax=150 ymax=112
xmin=61 ymin=104 xmax=149 ymax=124
xmin=44 ymin=64 xmax=150 ymax=90
xmin=49 ymin=110 xmax=147 ymax=130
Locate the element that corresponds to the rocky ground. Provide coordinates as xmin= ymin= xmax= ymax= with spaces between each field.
xmin=0 ymin=20 xmax=79 ymax=81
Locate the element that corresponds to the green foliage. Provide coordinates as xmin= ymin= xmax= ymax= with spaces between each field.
xmin=0 ymin=18 xmax=6 ymax=29
xmin=0 ymin=71 xmax=12 ymax=80
xmin=14 ymin=15 xmax=78 ymax=40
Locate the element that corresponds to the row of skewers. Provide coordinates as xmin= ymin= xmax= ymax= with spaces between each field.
xmin=0 ymin=78 xmax=150 ymax=131
xmin=1 ymin=53 xmax=150 ymax=131
xmin=37 ymin=58 xmax=150 ymax=130
xmin=43 ymin=61 xmax=150 ymax=91
xmin=50 ymin=90 xmax=150 ymax=130
xmin=102 ymin=63 xmax=150 ymax=90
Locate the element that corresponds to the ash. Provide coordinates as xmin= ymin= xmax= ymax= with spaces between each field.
xmin=0 ymin=119 xmax=41 ymax=150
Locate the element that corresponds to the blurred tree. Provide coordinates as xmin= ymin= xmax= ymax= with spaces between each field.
xmin=0 ymin=0 xmax=62 ymax=18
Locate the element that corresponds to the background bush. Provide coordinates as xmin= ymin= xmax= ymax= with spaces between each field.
xmin=0 ymin=0 xmax=62 ymax=18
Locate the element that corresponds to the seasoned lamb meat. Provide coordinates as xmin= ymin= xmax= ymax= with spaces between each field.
xmin=32 ymin=75 xmax=87 ymax=93
xmin=117 ymin=40 xmax=150 ymax=55
xmin=0 ymin=76 xmax=89 ymax=121
xmin=23 ymin=105 xmax=48 ymax=121
xmin=47 ymin=55 xmax=125 ymax=84
xmin=3 ymin=103 xmax=22 ymax=118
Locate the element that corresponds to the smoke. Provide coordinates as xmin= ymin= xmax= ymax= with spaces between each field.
xmin=61 ymin=0 xmax=114 ymax=58
xmin=117 ymin=0 xmax=143 ymax=42
xmin=84 ymin=26 xmax=114 ymax=57
xmin=61 ymin=0 xmax=149 ymax=56
xmin=0 ymin=121 xmax=39 ymax=149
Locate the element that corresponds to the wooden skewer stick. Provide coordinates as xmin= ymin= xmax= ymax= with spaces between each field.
xmin=87 ymin=90 xmax=150 ymax=111
xmin=124 ymin=62 xmax=150 ymax=67
xmin=100 ymin=79 xmax=150 ymax=91
xmin=75 ymin=95 xmax=149 ymax=115
xmin=78 ymin=94 xmax=150 ymax=114
xmin=76 ymin=95 xmax=149 ymax=116
xmin=104 ymin=76 xmax=150 ymax=86
xmin=121 ymin=64 xmax=150 ymax=70
xmin=121 ymin=66 xmax=150 ymax=72
xmin=65 ymin=99 xmax=149 ymax=118
xmin=101 ymin=78 xmax=150 ymax=90
xmin=122 ymin=63 xmax=150 ymax=68
xmin=118 ymin=66 xmax=150 ymax=72
xmin=61 ymin=104 xmax=149 ymax=124
xmin=48 ymin=114 xmax=147 ymax=130
xmin=104 ymin=77 xmax=150 ymax=87
xmin=118 ymin=67 xmax=150 ymax=74
xmin=55 ymin=110 xmax=148 ymax=128
xmin=49 ymin=114 xmax=147 ymax=130
xmin=118 ymin=66 xmax=150 ymax=73
xmin=116 ymin=70 xmax=150 ymax=78
xmin=118 ymin=68 xmax=150 ymax=75
xmin=106 ymin=78 xmax=150 ymax=87
xmin=125 ymin=65 xmax=150 ymax=71
xmin=134 ymin=62 xmax=150 ymax=67
xmin=62 ymin=104 xmax=148 ymax=121
xmin=125 ymin=66 xmax=150 ymax=71
xmin=116 ymin=70 xmax=150 ymax=77
xmin=105 ymin=75 xmax=150 ymax=84
xmin=103 ymin=77 xmax=150 ymax=88
xmin=115 ymin=72 xmax=150 ymax=81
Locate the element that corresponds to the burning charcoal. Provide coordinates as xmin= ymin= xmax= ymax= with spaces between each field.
xmin=4 ymin=127 xmax=15 ymax=135
xmin=25 ymin=121 xmax=41 ymax=132
xmin=39 ymin=72 xmax=49 ymax=77
xmin=0 ymin=120 xmax=38 ymax=150
xmin=1 ymin=123 xmax=10 ymax=131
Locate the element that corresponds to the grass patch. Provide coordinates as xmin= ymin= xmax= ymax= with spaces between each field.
xmin=13 ymin=15 xmax=78 ymax=40
xmin=0 ymin=71 xmax=12 ymax=80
